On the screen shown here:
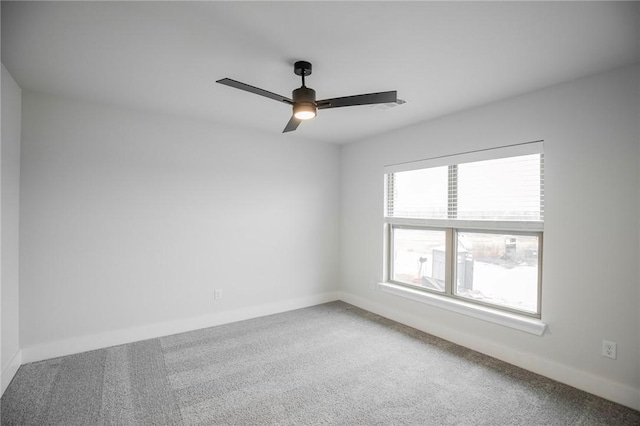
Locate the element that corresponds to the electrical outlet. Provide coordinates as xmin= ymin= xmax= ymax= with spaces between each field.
xmin=602 ymin=340 xmax=617 ymax=359
xmin=214 ymin=289 xmax=222 ymax=300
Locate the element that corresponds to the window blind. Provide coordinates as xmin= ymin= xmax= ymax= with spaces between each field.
xmin=384 ymin=142 xmax=544 ymax=224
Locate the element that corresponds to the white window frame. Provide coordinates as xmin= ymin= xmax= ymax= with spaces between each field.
xmin=383 ymin=141 xmax=545 ymax=330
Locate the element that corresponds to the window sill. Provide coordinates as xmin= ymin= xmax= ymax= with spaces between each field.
xmin=378 ymin=282 xmax=547 ymax=336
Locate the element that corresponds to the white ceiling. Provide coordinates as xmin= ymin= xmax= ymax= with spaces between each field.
xmin=2 ymin=1 xmax=639 ymax=144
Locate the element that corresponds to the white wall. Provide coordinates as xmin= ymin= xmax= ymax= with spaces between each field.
xmin=1 ymin=64 xmax=22 ymax=394
xmin=19 ymin=92 xmax=340 ymax=357
xmin=340 ymin=65 xmax=640 ymax=408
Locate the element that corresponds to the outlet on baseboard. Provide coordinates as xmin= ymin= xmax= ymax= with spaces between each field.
xmin=602 ymin=340 xmax=617 ymax=359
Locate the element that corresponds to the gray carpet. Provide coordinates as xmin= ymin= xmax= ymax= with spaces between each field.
xmin=2 ymin=301 xmax=639 ymax=425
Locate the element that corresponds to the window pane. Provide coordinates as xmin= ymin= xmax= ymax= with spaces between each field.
xmin=455 ymin=232 xmax=539 ymax=314
xmin=392 ymin=228 xmax=446 ymax=292
xmin=456 ymin=154 xmax=543 ymax=221
xmin=386 ymin=167 xmax=448 ymax=219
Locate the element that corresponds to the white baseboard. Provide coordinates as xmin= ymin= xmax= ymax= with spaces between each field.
xmin=339 ymin=290 xmax=640 ymax=411
xmin=21 ymin=291 xmax=340 ymax=365
xmin=1 ymin=349 xmax=22 ymax=396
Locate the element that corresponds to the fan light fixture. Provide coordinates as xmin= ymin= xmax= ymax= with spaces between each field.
xmin=293 ymin=104 xmax=317 ymax=120
xmin=292 ymin=85 xmax=317 ymax=120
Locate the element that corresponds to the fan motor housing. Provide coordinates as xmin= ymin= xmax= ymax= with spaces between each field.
xmin=292 ymin=86 xmax=316 ymax=104
xmin=292 ymin=86 xmax=317 ymax=119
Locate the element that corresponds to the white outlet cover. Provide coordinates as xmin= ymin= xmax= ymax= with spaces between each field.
xmin=602 ymin=340 xmax=617 ymax=359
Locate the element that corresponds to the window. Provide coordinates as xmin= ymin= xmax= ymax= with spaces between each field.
xmin=384 ymin=142 xmax=544 ymax=318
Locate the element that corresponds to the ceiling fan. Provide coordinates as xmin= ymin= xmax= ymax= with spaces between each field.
xmin=217 ymin=61 xmax=400 ymax=133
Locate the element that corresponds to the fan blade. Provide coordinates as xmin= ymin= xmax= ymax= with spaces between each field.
xmin=216 ymin=78 xmax=292 ymax=104
xmin=316 ymin=91 xmax=397 ymax=109
xmin=283 ymin=116 xmax=301 ymax=133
